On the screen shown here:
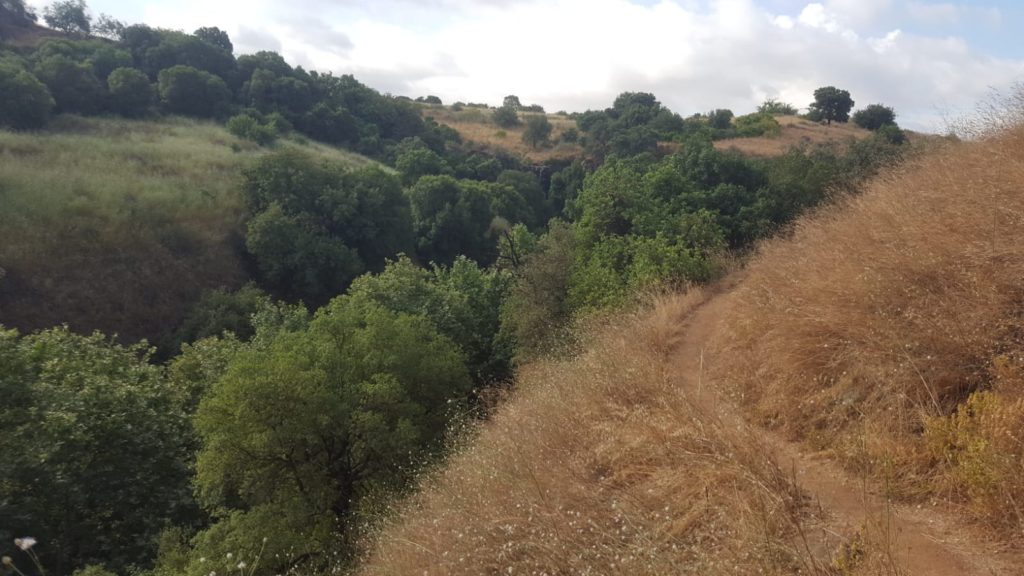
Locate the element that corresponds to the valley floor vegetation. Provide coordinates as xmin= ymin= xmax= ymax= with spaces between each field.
xmin=0 ymin=1 xmax=920 ymax=575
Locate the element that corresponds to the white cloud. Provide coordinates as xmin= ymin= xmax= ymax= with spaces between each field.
xmin=29 ymin=0 xmax=1024 ymax=131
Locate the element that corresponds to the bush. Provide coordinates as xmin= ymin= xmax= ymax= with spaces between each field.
xmin=157 ymin=65 xmax=230 ymax=118
xmin=757 ymin=98 xmax=798 ymax=116
xmin=492 ymin=105 xmax=519 ymax=128
xmin=852 ymin=103 xmax=897 ymax=131
xmin=522 ymin=114 xmax=552 ymax=149
xmin=33 ymin=54 xmax=105 ymax=115
xmin=106 ymin=67 xmax=153 ymax=117
xmin=0 ymin=63 xmax=54 ymax=129
xmin=226 ymin=113 xmax=277 ymax=145
xmin=733 ymin=112 xmax=781 ymax=137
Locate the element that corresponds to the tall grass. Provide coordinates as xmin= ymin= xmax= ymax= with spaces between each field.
xmin=360 ymin=291 xmax=828 ymax=574
xmin=0 ymin=115 xmax=378 ymax=346
xmin=709 ymin=116 xmax=1024 ymax=536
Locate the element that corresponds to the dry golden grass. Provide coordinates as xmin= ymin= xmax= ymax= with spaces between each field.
xmin=712 ymin=115 xmax=872 ymax=157
xmin=422 ymin=107 xmax=584 ymax=163
xmin=360 ymin=290 xmax=837 ymax=575
xmin=709 ymin=121 xmax=1024 ymax=537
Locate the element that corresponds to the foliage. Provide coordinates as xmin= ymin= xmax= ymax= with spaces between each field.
xmin=502 ymin=95 xmax=522 ymax=110
xmin=43 ymin=0 xmax=90 ymax=36
xmin=852 ymin=103 xmax=897 ymax=130
xmin=106 ymin=66 xmax=153 ymax=117
xmin=407 ymin=175 xmax=497 ymax=266
xmin=157 ymin=65 xmax=230 ymax=118
xmin=492 ymin=105 xmax=519 ymax=128
xmin=169 ymin=284 xmax=271 ymax=352
xmin=394 ymin=137 xmax=451 ymax=185
xmin=0 ymin=327 xmax=198 ymax=575
xmin=190 ymin=296 xmax=472 ymax=573
xmin=733 ymin=112 xmax=781 ymax=137
xmin=226 ymin=113 xmax=277 ymax=145
xmin=707 ymin=108 xmax=734 ymax=130
xmin=522 ymin=114 xmax=552 ymax=149
xmin=242 ymin=149 xmax=413 ymax=304
xmin=193 ymin=26 xmax=233 ymax=54
xmin=808 ymin=86 xmax=854 ymax=125
xmin=576 ymin=91 xmax=682 ymax=159
xmin=0 ymin=62 xmax=54 ymax=129
xmin=141 ymin=30 xmax=236 ymax=80
xmin=757 ymin=98 xmax=798 ymax=116
xmin=498 ymin=220 xmax=576 ymax=361
xmin=33 ymin=54 xmax=105 ymax=115
xmin=348 ymin=255 xmax=513 ymax=385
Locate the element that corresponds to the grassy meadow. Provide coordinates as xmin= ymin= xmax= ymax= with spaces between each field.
xmin=0 ymin=115 xmax=379 ymax=347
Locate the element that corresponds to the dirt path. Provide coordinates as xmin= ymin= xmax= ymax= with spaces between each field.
xmin=671 ymin=287 xmax=1024 ymax=575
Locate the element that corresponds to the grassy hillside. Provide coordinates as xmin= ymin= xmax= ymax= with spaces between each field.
xmin=361 ymin=119 xmax=1024 ymax=573
xmin=0 ymin=115 xmax=380 ymax=346
xmin=420 ymin=105 xmax=584 ymax=163
xmin=360 ymin=291 xmax=820 ymax=575
xmin=710 ymin=122 xmax=1024 ymax=536
xmin=711 ymin=115 xmax=872 ymax=156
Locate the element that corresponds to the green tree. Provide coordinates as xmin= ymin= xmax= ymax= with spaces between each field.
xmin=407 ymin=175 xmax=497 ymax=265
xmin=394 ymin=137 xmax=451 ymax=186
xmin=106 ymin=66 xmax=153 ymax=117
xmin=502 ymin=94 xmax=522 ymax=109
xmin=188 ymin=297 xmax=471 ymax=573
xmin=0 ymin=62 xmax=54 ymax=129
xmin=242 ymin=150 xmax=413 ymax=303
xmin=193 ymin=26 xmax=233 ymax=54
xmin=0 ymin=327 xmax=198 ymax=575
xmin=522 ymin=114 xmax=553 ymax=149
xmin=33 ymin=54 xmax=104 ymax=114
xmin=157 ymin=65 xmax=230 ymax=117
xmin=707 ymin=108 xmax=734 ymax=130
xmin=808 ymin=86 xmax=854 ymax=125
xmin=42 ymin=0 xmax=90 ymax=36
xmin=348 ymin=256 xmax=513 ymax=385
xmin=497 ymin=220 xmax=576 ymax=361
xmin=852 ymin=103 xmax=897 ymax=130
xmin=492 ymin=104 xmax=519 ymax=128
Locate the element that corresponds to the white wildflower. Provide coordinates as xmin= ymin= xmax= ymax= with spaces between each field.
xmin=237 ymin=562 xmax=247 ymax=570
xmin=226 ymin=553 xmax=233 ymax=559
xmin=14 ymin=538 xmax=36 ymax=551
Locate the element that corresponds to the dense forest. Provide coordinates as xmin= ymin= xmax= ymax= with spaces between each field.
xmin=0 ymin=1 xmax=914 ymax=575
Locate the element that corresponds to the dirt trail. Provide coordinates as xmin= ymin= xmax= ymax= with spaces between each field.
xmin=671 ymin=286 xmax=1024 ymax=575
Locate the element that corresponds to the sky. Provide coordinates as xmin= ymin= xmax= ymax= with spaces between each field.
xmin=27 ymin=0 xmax=1024 ymax=131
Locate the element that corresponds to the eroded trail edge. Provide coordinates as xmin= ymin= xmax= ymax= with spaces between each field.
xmin=670 ymin=286 xmax=1024 ymax=576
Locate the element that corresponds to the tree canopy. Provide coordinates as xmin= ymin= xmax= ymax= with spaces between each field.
xmin=808 ymin=86 xmax=854 ymax=125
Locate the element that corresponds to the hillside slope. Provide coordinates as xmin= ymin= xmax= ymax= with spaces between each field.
xmin=361 ymin=123 xmax=1024 ymax=573
xmin=0 ymin=115 xmax=381 ymax=345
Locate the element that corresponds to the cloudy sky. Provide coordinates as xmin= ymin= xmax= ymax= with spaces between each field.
xmin=28 ymin=0 xmax=1024 ymax=131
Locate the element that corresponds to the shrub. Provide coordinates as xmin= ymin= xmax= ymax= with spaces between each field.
xmin=492 ymin=105 xmax=519 ymax=128
xmin=157 ymin=65 xmax=230 ymax=118
xmin=852 ymin=104 xmax=897 ymax=131
xmin=733 ymin=112 xmax=781 ymax=137
xmin=0 ymin=63 xmax=54 ymax=129
xmin=226 ymin=113 xmax=277 ymax=145
xmin=106 ymin=67 xmax=153 ymax=117
xmin=33 ymin=54 xmax=105 ymax=115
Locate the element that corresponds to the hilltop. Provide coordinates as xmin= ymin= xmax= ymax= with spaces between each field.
xmin=360 ymin=121 xmax=1024 ymax=574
